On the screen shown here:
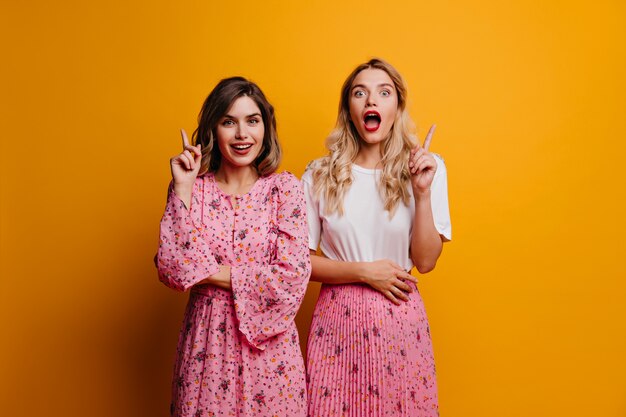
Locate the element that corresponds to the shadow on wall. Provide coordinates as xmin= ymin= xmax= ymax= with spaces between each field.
xmin=120 ymin=258 xmax=320 ymax=417
xmin=125 ymin=286 xmax=186 ymax=417
xmin=295 ymin=281 xmax=321 ymax=357
xmin=110 ymin=261 xmax=188 ymax=417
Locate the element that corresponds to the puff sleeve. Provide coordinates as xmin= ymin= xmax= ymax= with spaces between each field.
xmin=155 ymin=180 xmax=221 ymax=291
xmin=230 ymin=173 xmax=312 ymax=350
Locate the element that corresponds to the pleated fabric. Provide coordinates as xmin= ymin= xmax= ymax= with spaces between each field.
xmin=306 ymin=283 xmax=438 ymax=417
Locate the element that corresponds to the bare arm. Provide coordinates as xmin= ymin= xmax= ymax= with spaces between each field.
xmin=310 ymin=250 xmax=418 ymax=305
xmin=408 ymin=125 xmax=445 ymax=274
xmin=410 ymin=192 xmax=443 ymax=273
xmin=310 ymin=251 xmax=366 ymax=284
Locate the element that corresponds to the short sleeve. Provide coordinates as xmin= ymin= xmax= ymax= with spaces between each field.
xmin=301 ymin=164 xmax=321 ymax=251
xmin=431 ymin=154 xmax=452 ymax=241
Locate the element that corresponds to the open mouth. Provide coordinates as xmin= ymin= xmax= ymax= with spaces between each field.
xmin=363 ymin=111 xmax=381 ymax=132
xmin=231 ymin=143 xmax=253 ymax=154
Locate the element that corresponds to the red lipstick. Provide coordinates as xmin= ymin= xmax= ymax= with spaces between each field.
xmin=363 ymin=110 xmax=381 ymax=132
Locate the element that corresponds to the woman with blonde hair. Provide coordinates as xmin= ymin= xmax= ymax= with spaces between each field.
xmin=156 ymin=77 xmax=311 ymax=416
xmin=303 ymin=59 xmax=451 ymax=416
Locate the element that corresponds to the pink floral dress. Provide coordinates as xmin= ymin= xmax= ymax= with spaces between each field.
xmin=156 ymin=172 xmax=311 ymax=417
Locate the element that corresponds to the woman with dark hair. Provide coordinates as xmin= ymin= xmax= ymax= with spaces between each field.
xmin=156 ymin=77 xmax=311 ymax=416
xmin=303 ymin=59 xmax=451 ymax=416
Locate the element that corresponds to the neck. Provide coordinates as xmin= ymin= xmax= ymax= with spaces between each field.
xmin=354 ymin=142 xmax=382 ymax=169
xmin=214 ymin=165 xmax=259 ymax=195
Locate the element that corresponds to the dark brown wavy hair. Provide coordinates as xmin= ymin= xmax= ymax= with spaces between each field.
xmin=192 ymin=77 xmax=281 ymax=176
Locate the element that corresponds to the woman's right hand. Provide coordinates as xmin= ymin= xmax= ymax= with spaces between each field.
xmin=359 ymin=260 xmax=418 ymax=305
xmin=170 ymin=129 xmax=202 ymax=207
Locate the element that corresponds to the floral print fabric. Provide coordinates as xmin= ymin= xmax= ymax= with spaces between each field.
xmin=306 ymin=283 xmax=439 ymax=417
xmin=156 ymin=172 xmax=311 ymax=416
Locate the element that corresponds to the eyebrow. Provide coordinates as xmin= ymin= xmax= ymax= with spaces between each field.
xmin=223 ymin=112 xmax=262 ymax=119
xmin=351 ymin=83 xmax=395 ymax=91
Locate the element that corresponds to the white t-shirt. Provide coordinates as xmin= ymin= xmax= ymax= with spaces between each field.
xmin=302 ymin=155 xmax=452 ymax=271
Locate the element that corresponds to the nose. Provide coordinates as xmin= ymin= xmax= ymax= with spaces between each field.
xmin=365 ymin=93 xmax=377 ymax=107
xmin=235 ymin=123 xmax=248 ymax=139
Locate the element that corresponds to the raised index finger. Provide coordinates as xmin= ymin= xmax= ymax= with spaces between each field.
xmin=180 ymin=128 xmax=190 ymax=149
xmin=422 ymin=124 xmax=436 ymax=151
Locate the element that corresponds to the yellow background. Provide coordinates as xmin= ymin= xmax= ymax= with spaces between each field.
xmin=1 ymin=1 xmax=625 ymax=416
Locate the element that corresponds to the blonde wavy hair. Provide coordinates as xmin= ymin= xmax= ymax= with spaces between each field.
xmin=312 ymin=58 xmax=416 ymax=216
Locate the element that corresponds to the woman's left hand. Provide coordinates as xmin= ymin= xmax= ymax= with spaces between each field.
xmin=409 ymin=124 xmax=438 ymax=196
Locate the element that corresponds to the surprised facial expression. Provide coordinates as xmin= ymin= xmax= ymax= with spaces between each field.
xmin=348 ymin=68 xmax=398 ymax=146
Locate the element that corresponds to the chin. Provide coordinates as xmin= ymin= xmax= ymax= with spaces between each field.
xmin=222 ymin=156 xmax=258 ymax=169
xmin=359 ymin=131 xmax=389 ymax=145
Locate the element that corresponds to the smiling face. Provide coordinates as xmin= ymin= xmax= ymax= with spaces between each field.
xmin=215 ymin=95 xmax=265 ymax=170
xmin=348 ymin=68 xmax=399 ymax=146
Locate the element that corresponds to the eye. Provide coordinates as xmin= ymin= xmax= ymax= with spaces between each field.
xmin=354 ymin=90 xmax=366 ymax=98
xmin=248 ymin=118 xmax=260 ymax=125
xmin=222 ymin=119 xmax=235 ymax=126
xmin=380 ymin=89 xmax=391 ymax=97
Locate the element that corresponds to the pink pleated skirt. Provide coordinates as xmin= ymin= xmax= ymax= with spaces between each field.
xmin=306 ymin=282 xmax=438 ymax=417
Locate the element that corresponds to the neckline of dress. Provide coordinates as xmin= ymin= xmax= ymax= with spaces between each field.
xmin=206 ymin=172 xmax=267 ymax=198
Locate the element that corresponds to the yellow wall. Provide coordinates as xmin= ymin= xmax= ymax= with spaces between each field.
xmin=1 ymin=1 xmax=625 ymax=416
